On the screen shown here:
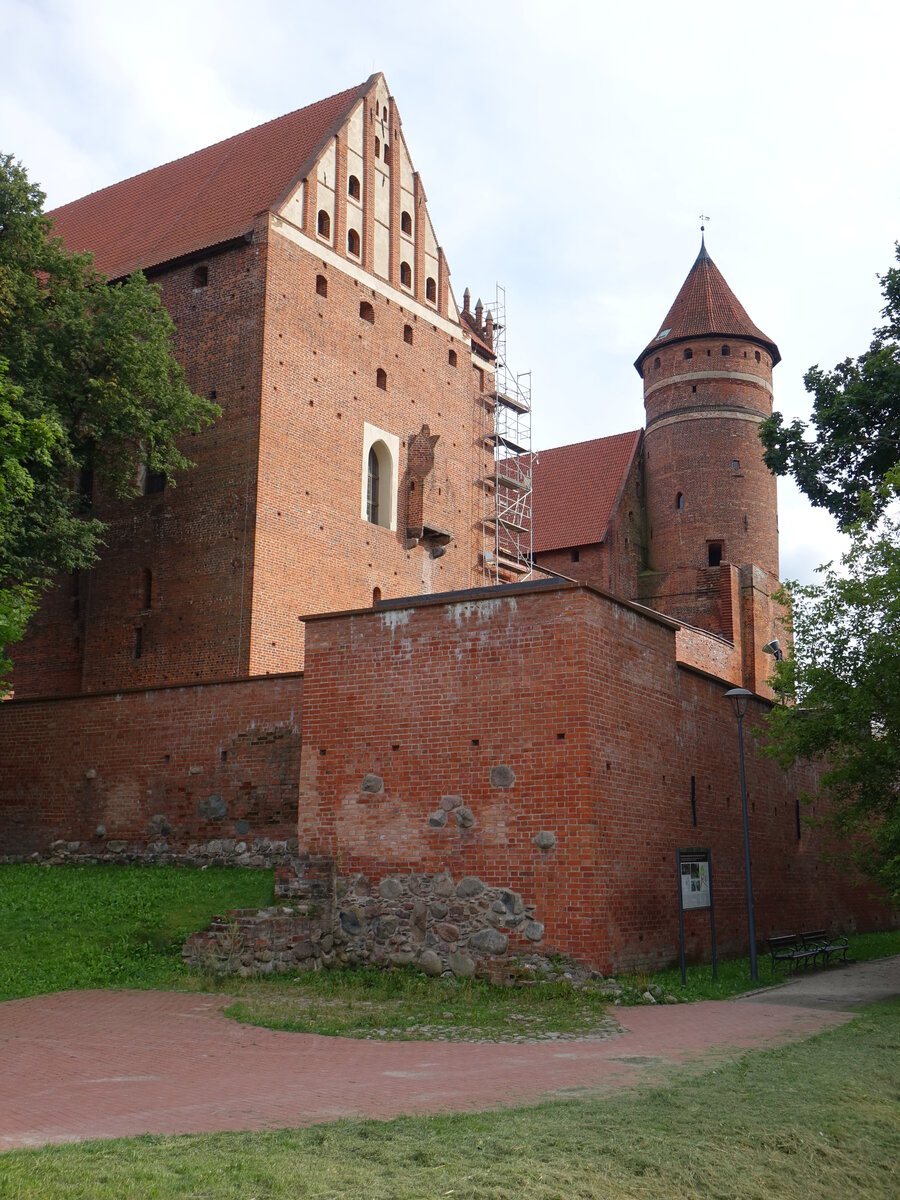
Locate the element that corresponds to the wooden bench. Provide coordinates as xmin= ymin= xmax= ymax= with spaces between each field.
xmin=767 ymin=934 xmax=821 ymax=974
xmin=800 ymin=929 xmax=851 ymax=965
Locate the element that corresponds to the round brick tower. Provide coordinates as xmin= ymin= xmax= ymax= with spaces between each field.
xmin=635 ymin=236 xmax=780 ymax=596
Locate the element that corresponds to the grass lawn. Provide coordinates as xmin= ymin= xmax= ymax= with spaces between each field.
xmin=2 ymin=864 xmax=899 ymax=1044
xmin=0 ymin=863 xmax=274 ymax=999
xmin=2 ymin=998 xmax=898 ymax=1198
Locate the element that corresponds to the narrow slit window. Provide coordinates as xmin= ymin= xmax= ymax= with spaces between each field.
xmin=654 ymin=356 xmax=661 ymax=368
xmin=348 ymin=174 xmax=360 ymax=200
xmin=403 ymin=324 xmax=413 ymax=344
xmin=400 ymin=261 xmax=411 ymax=288
xmin=374 ymin=137 xmax=380 ymax=159
xmin=347 ymin=228 xmax=360 ymax=256
xmin=676 ymin=492 xmax=684 ymax=510
xmin=401 ymin=210 xmax=412 ymax=235
xmin=448 ymin=349 xmax=457 ymax=367
xmin=425 ymin=277 xmax=436 ymax=302
xmin=317 ymin=209 xmax=330 ymax=239
xmin=376 ymin=367 xmax=387 ymax=390
xmin=316 ymin=274 xmax=327 ymax=297
xmin=133 ymin=627 xmax=143 ymax=660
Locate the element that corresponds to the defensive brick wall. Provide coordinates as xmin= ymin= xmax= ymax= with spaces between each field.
xmin=0 ymin=673 xmax=303 ymax=858
xmin=298 ymin=580 xmax=892 ymax=972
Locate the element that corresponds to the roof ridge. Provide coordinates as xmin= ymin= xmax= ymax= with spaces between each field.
xmin=536 ymin=428 xmax=641 ymax=455
xmin=49 ymin=79 xmax=371 ymax=216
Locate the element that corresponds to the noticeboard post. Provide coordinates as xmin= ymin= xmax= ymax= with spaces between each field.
xmin=676 ymin=847 xmax=717 ymax=985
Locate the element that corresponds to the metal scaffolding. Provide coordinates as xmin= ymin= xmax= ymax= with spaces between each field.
xmin=481 ymin=284 xmax=533 ymax=584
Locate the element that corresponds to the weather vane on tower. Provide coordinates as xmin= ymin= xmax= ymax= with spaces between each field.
xmin=699 ymin=213 xmax=710 ymax=246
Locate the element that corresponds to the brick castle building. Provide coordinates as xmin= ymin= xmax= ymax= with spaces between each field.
xmin=1 ymin=75 xmax=892 ymax=970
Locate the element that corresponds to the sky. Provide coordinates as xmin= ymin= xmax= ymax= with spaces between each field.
xmin=3 ymin=0 xmax=898 ymax=583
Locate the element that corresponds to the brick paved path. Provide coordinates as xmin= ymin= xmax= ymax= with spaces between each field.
xmin=0 ymin=989 xmax=850 ymax=1150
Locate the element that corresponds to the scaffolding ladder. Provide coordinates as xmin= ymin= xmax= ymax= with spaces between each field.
xmin=481 ymin=284 xmax=533 ymax=584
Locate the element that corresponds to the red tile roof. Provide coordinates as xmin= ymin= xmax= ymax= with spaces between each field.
xmin=47 ymin=78 xmax=374 ymax=280
xmin=532 ymin=430 xmax=641 ymax=553
xmin=635 ymin=238 xmax=780 ymax=371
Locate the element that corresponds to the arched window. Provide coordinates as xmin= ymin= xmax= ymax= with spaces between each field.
xmin=192 ymin=264 xmax=208 ymax=288
xmin=348 ymin=174 xmax=360 ymax=200
xmin=676 ymin=492 xmax=684 ymax=510
xmin=359 ymin=300 xmax=374 ymax=323
xmin=721 ymin=345 xmax=731 ymax=356
xmin=403 ymin=324 xmax=413 ymax=344
xmin=425 ymin=277 xmax=436 ymax=302
xmin=315 ymin=274 xmax=327 ymax=298
xmin=374 ymin=137 xmax=380 ymax=159
xmin=755 ymin=350 xmax=761 ymax=362
xmin=317 ymin=209 xmax=330 ymax=239
xmin=382 ymin=104 xmax=388 ymax=121
xmin=654 ymin=356 xmax=661 ymax=369
xmin=347 ymin=228 xmax=361 ymax=256
xmin=400 ymin=261 xmax=411 ymax=288
xmin=376 ymin=367 xmax=387 ymax=390
xmin=382 ymin=144 xmax=390 ymax=166
xmin=372 ymin=586 xmax=382 ymax=605
xmin=683 ymin=347 xmax=693 ymax=360
xmin=367 ymin=447 xmax=380 ymax=525
xmin=365 ymin=439 xmax=394 ymax=529
xmin=448 ymin=349 xmax=457 ymax=368
xmin=401 ymin=210 xmax=412 ymax=235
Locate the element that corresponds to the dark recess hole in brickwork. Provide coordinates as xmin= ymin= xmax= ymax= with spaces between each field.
xmin=471 ymin=739 xmax=479 ymax=747
xmin=557 ymin=732 xmax=565 ymax=740
xmin=221 ymin=750 xmax=227 ymax=762
xmin=316 ymin=274 xmax=327 ymax=297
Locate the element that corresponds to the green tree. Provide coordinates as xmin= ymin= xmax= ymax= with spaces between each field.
xmin=766 ymin=486 xmax=900 ymax=904
xmin=759 ymin=244 xmax=900 ymax=529
xmin=0 ymin=154 xmax=219 ymax=677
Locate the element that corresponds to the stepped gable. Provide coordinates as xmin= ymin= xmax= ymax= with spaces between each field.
xmin=635 ymin=238 xmax=780 ymax=371
xmin=47 ymin=78 xmax=373 ymax=280
xmin=532 ymin=430 xmax=641 ymax=553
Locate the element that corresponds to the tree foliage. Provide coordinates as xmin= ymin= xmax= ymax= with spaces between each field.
xmin=759 ymin=244 xmax=900 ymax=529
xmin=0 ymin=153 xmax=219 ymax=673
xmin=765 ymin=478 xmax=900 ymax=904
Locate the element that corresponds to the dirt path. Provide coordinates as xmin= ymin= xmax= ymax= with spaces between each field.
xmin=0 ymin=986 xmax=854 ymax=1151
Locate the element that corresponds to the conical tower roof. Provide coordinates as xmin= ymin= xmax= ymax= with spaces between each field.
xmin=635 ymin=237 xmax=780 ymax=372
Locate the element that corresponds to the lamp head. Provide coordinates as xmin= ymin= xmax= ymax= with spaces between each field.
xmin=724 ymin=687 xmax=753 ymax=719
xmin=762 ymin=639 xmax=783 ymax=661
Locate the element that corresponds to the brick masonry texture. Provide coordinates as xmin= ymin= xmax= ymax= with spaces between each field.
xmin=0 ymin=674 xmax=303 ymax=857
xmin=298 ymin=582 xmax=893 ymax=973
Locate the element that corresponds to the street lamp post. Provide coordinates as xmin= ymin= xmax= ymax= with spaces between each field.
xmin=725 ymin=687 xmax=758 ymax=982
